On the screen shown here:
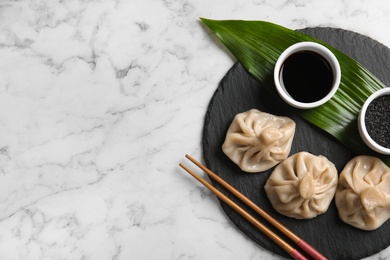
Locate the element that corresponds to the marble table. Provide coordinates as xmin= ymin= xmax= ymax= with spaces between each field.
xmin=0 ymin=0 xmax=390 ymax=259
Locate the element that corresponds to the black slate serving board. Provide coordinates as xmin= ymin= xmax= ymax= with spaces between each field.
xmin=202 ymin=28 xmax=390 ymax=260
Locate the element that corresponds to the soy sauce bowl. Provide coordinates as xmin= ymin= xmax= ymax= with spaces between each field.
xmin=274 ymin=42 xmax=341 ymax=109
xmin=358 ymin=88 xmax=390 ymax=155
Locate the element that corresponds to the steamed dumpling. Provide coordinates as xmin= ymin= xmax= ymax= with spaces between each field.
xmin=335 ymin=155 xmax=390 ymax=230
xmin=222 ymin=109 xmax=296 ymax=173
xmin=264 ymin=152 xmax=338 ymax=219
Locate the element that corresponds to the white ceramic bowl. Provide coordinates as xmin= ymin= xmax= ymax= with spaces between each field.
xmin=358 ymin=88 xmax=390 ymax=155
xmin=274 ymin=42 xmax=341 ymax=109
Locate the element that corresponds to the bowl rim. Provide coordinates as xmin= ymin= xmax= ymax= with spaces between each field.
xmin=358 ymin=87 xmax=390 ymax=155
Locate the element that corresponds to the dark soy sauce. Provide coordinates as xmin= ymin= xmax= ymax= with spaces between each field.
xmin=281 ymin=51 xmax=334 ymax=103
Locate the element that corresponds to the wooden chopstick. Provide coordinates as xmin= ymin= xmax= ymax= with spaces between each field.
xmin=180 ymin=159 xmax=308 ymax=260
xmin=181 ymin=154 xmax=328 ymax=260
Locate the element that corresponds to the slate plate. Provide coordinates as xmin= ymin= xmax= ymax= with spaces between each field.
xmin=202 ymin=27 xmax=390 ymax=260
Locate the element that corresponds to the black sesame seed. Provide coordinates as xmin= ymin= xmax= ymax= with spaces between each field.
xmin=365 ymin=94 xmax=390 ymax=148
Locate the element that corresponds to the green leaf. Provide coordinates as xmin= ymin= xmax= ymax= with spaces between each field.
xmin=200 ymin=18 xmax=390 ymax=166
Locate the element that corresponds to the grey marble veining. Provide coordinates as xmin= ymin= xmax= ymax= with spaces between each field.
xmin=0 ymin=0 xmax=390 ymax=259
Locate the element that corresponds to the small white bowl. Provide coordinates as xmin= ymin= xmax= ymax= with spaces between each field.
xmin=274 ymin=42 xmax=341 ymax=109
xmin=358 ymin=88 xmax=390 ymax=155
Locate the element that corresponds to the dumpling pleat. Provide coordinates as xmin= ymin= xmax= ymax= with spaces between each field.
xmin=335 ymin=156 xmax=390 ymax=230
xmin=264 ymin=152 xmax=338 ymax=219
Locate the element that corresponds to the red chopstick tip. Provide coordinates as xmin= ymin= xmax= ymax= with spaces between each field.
xmin=297 ymin=239 xmax=328 ymax=260
xmin=290 ymin=249 xmax=308 ymax=260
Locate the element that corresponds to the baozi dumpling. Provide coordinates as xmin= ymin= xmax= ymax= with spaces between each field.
xmin=335 ymin=155 xmax=390 ymax=230
xmin=222 ymin=109 xmax=295 ymax=173
xmin=264 ymin=152 xmax=338 ymax=219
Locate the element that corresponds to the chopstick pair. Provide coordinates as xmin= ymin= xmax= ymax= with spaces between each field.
xmin=179 ymin=154 xmax=327 ymax=260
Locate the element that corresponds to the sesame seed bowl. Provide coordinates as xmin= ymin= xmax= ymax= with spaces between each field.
xmin=358 ymin=88 xmax=390 ymax=155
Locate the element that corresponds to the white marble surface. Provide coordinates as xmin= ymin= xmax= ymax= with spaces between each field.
xmin=0 ymin=0 xmax=390 ymax=259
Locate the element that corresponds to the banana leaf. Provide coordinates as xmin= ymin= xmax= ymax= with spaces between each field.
xmin=200 ymin=18 xmax=390 ymax=166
